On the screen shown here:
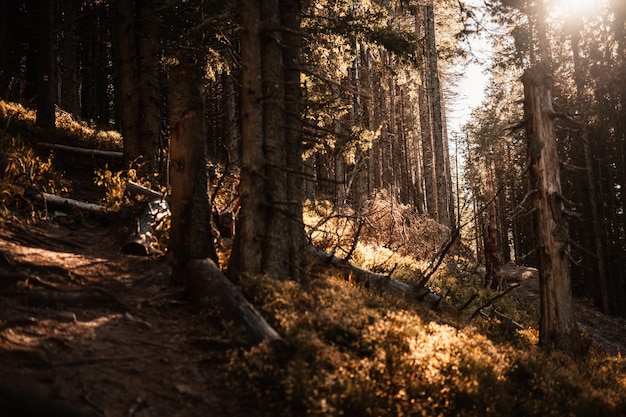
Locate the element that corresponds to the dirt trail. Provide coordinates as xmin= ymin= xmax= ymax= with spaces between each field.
xmin=0 ymin=218 xmax=247 ymax=417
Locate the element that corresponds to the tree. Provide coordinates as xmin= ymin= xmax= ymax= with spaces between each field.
xmin=168 ymin=63 xmax=217 ymax=276
xmin=36 ymin=0 xmax=56 ymax=129
xmin=522 ymin=65 xmax=586 ymax=355
xmin=115 ymin=0 xmax=160 ymax=175
xmin=229 ymin=0 xmax=306 ymax=282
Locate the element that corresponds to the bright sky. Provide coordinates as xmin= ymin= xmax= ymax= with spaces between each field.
xmin=446 ymin=1 xmax=493 ymax=139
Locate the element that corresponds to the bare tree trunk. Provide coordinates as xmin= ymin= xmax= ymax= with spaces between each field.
xmin=229 ymin=0 xmax=266 ymax=277
xmin=523 ymin=65 xmax=587 ymax=355
xmin=424 ymin=1 xmax=450 ymax=227
xmin=281 ymin=0 xmax=307 ymax=282
xmin=570 ymin=27 xmax=611 ymax=314
xmin=115 ymin=0 xmax=140 ymax=165
xmin=59 ymin=0 xmax=81 ymax=116
xmin=168 ymin=64 xmax=217 ymax=277
xmin=115 ymin=0 xmax=159 ymax=175
xmin=230 ymin=0 xmax=305 ymax=282
xmin=36 ymin=0 xmax=56 ymax=129
xmin=136 ymin=0 xmax=160 ymax=175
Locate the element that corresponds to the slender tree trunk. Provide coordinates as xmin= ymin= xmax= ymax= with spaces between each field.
xmin=136 ymin=0 xmax=160 ymax=175
xmin=281 ymin=0 xmax=306 ymax=282
xmin=36 ymin=0 xmax=56 ymax=129
xmin=168 ymin=64 xmax=217 ymax=277
xmin=570 ymin=27 xmax=611 ymax=314
xmin=229 ymin=0 xmax=265 ymax=277
xmin=424 ymin=1 xmax=450 ymax=227
xmin=115 ymin=0 xmax=140 ymax=165
xmin=59 ymin=0 xmax=81 ymax=116
xmin=523 ymin=65 xmax=586 ymax=355
xmin=230 ymin=0 xmax=305 ymax=282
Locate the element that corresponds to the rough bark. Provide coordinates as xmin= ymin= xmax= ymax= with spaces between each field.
xmin=115 ymin=0 xmax=140 ymax=166
xmin=135 ymin=0 xmax=160 ymax=175
xmin=229 ymin=0 xmax=306 ymax=282
xmin=58 ymin=0 xmax=81 ymax=116
xmin=115 ymin=0 xmax=159 ymax=175
xmin=483 ymin=217 xmax=504 ymax=290
xmin=168 ymin=64 xmax=217 ymax=275
xmin=36 ymin=0 xmax=56 ymax=129
xmin=229 ymin=0 xmax=265 ymax=277
xmin=281 ymin=0 xmax=307 ymax=282
xmin=523 ymin=65 xmax=587 ymax=355
xmin=424 ymin=2 xmax=450 ymax=227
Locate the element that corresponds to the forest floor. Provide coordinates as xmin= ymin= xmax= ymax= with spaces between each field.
xmin=0 ymin=168 xmax=253 ymax=416
xmin=0 ymin=166 xmax=626 ymax=417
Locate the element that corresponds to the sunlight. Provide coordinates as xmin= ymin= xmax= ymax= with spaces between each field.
xmin=550 ymin=0 xmax=603 ymax=18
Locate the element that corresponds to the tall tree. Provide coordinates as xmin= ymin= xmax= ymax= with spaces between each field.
xmin=523 ymin=65 xmax=586 ymax=354
xmin=115 ymin=0 xmax=160 ymax=175
xmin=36 ymin=0 xmax=56 ymax=129
xmin=168 ymin=63 xmax=217 ymax=275
xmin=229 ymin=0 xmax=306 ymax=282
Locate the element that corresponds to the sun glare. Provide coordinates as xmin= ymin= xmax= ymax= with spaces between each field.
xmin=550 ymin=0 xmax=603 ymax=18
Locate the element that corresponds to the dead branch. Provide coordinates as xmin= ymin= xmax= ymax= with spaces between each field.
xmin=470 ymin=283 xmax=521 ymax=320
xmin=33 ymin=192 xmax=107 ymax=214
xmin=37 ymin=142 xmax=123 ymax=159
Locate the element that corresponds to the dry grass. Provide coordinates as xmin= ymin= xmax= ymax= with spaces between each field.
xmin=0 ymin=100 xmax=122 ymax=150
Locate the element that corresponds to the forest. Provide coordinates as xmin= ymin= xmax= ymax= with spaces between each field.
xmin=1 ymin=0 xmax=626 ymax=416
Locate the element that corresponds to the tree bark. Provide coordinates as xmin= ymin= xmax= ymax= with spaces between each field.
xmin=58 ymin=0 xmax=81 ymax=116
xmin=168 ymin=64 xmax=217 ymax=276
xmin=229 ymin=0 xmax=265 ymax=277
xmin=522 ymin=65 xmax=587 ymax=355
xmin=229 ymin=0 xmax=306 ymax=282
xmin=115 ymin=0 xmax=159 ymax=175
xmin=36 ymin=0 xmax=56 ymax=130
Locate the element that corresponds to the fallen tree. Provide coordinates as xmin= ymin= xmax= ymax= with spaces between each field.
xmin=35 ymin=192 xmax=107 ymax=214
xmin=185 ymin=258 xmax=283 ymax=346
xmin=121 ymin=198 xmax=170 ymax=256
xmin=307 ymin=247 xmax=450 ymax=312
xmin=37 ymin=142 xmax=123 ymax=159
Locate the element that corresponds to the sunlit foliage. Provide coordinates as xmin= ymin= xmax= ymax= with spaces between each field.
xmin=229 ymin=270 xmax=626 ymax=416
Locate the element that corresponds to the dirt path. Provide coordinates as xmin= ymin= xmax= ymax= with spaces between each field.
xmin=0 ymin=218 xmax=248 ymax=417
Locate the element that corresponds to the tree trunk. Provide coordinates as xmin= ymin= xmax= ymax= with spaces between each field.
xmin=229 ymin=0 xmax=266 ymax=277
xmin=136 ymin=0 xmax=160 ymax=175
xmin=59 ymin=0 xmax=81 ymax=116
xmin=168 ymin=64 xmax=217 ymax=276
xmin=522 ymin=65 xmax=587 ymax=355
xmin=115 ymin=0 xmax=140 ymax=165
xmin=424 ymin=1 xmax=450 ymax=227
xmin=115 ymin=0 xmax=159 ymax=175
xmin=229 ymin=0 xmax=305 ymax=282
xmin=36 ymin=0 xmax=56 ymax=129
xmin=281 ymin=0 xmax=307 ymax=282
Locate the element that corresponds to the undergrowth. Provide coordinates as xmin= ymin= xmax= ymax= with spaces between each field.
xmin=226 ymin=194 xmax=626 ymax=416
xmin=229 ymin=272 xmax=626 ymax=417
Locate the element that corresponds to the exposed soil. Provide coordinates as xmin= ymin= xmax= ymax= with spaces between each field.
xmin=0 ymin=216 xmax=250 ymax=417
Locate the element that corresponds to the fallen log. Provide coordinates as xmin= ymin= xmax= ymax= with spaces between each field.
xmin=36 ymin=192 xmax=107 ymax=214
xmin=37 ymin=142 xmax=123 ymax=159
xmin=308 ymin=247 xmax=447 ymax=311
xmin=126 ymin=180 xmax=164 ymax=201
xmin=121 ymin=198 xmax=170 ymax=256
xmin=185 ymin=258 xmax=283 ymax=346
